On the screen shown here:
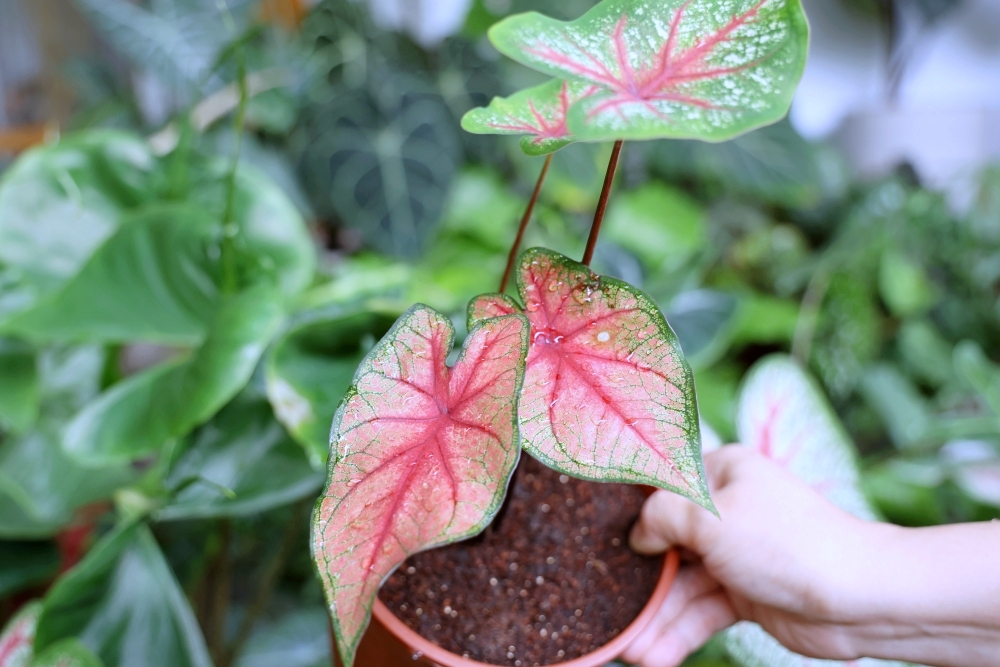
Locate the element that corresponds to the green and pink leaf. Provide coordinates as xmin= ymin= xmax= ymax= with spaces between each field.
xmin=312 ymin=305 xmax=529 ymax=667
xmin=470 ymin=248 xmax=712 ymax=510
xmin=0 ymin=602 xmax=40 ymax=667
xmin=461 ymin=79 xmax=598 ymax=155
xmin=487 ymin=0 xmax=809 ymax=142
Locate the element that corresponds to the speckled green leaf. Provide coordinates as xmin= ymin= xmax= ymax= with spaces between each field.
xmin=461 ymin=79 xmax=597 ymax=155
xmin=469 ymin=248 xmax=712 ymax=510
xmin=312 ymin=305 xmax=529 ymax=667
xmin=488 ymin=0 xmax=809 ymax=143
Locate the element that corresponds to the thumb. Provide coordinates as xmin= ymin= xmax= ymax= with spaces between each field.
xmin=630 ymin=489 xmax=719 ymax=555
xmin=631 ymin=447 xmax=751 ymax=555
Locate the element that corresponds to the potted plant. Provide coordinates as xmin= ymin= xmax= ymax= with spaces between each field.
xmin=311 ymin=1 xmax=810 ymax=665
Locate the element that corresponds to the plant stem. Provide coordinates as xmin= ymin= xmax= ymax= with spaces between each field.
xmin=500 ymin=154 xmax=553 ymax=293
xmin=222 ymin=502 xmax=306 ymax=667
xmin=582 ymin=140 xmax=624 ymax=267
xmin=217 ymin=0 xmax=249 ymax=295
xmin=791 ymin=266 xmax=830 ymax=364
xmin=208 ymin=519 xmax=232 ymax=667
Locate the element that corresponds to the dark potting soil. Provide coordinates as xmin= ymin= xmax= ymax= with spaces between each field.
xmin=379 ymin=455 xmax=662 ymax=666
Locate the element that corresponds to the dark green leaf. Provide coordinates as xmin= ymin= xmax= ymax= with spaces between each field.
xmin=63 ymin=285 xmax=283 ymax=465
xmin=155 ymin=396 xmax=323 ymax=521
xmin=666 ymin=290 xmax=740 ymax=369
xmin=300 ymin=73 xmax=461 ymax=258
xmin=0 ymin=339 xmax=38 ymax=434
xmin=266 ymin=308 xmax=398 ymax=467
xmin=0 ymin=541 xmax=60 ymax=598
xmin=35 ymin=521 xmax=212 ymax=667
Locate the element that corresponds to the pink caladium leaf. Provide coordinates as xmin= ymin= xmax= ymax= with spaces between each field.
xmin=488 ymin=0 xmax=809 ymax=143
xmin=469 ymin=248 xmax=713 ymax=511
xmin=312 ymin=305 xmax=529 ymax=667
xmin=0 ymin=601 xmax=40 ymax=667
xmin=726 ymin=356 xmax=918 ymax=667
xmin=461 ymin=79 xmax=598 ymax=156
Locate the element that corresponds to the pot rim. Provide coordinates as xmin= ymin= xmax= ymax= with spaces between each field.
xmin=371 ymin=548 xmax=680 ymax=667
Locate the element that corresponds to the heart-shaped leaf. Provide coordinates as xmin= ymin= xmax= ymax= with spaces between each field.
xmin=0 ymin=601 xmax=40 ymax=667
xmin=727 ymin=355 xmax=914 ymax=667
xmin=62 ymin=285 xmax=283 ymax=465
xmin=266 ymin=308 xmax=400 ymax=468
xmin=31 ymin=639 xmax=105 ymax=667
xmin=488 ymin=0 xmax=809 ymax=142
xmin=312 ymin=305 xmax=529 ymax=667
xmin=461 ymin=79 xmax=598 ymax=155
xmin=469 ymin=247 xmax=712 ymax=509
xmin=155 ymin=395 xmax=324 ymax=521
xmin=233 ymin=607 xmax=330 ymax=667
xmin=34 ymin=521 xmax=212 ymax=667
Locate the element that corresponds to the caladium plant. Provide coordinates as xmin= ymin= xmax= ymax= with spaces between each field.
xmin=0 ymin=602 xmax=40 ymax=667
xmin=461 ymin=78 xmax=597 ymax=156
xmin=312 ymin=306 xmax=529 ymax=666
xmin=487 ymin=0 xmax=809 ymax=144
xmin=470 ymin=247 xmax=712 ymax=509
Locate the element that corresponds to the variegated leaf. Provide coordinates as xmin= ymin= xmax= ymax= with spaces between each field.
xmin=461 ymin=79 xmax=598 ymax=155
xmin=488 ymin=0 xmax=809 ymax=143
xmin=0 ymin=602 xmax=40 ymax=667
xmin=728 ymin=355 xmax=913 ymax=667
xmin=470 ymin=248 xmax=712 ymax=510
xmin=312 ymin=305 xmax=529 ymax=667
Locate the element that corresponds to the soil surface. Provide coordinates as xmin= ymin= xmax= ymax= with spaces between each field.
xmin=379 ymin=455 xmax=662 ymax=666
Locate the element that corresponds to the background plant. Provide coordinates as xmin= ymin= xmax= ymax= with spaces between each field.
xmin=0 ymin=1 xmax=998 ymax=667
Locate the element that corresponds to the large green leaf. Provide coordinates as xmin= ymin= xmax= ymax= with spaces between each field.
xmin=0 ymin=339 xmax=38 ymax=434
xmin=0 ymin=132 xmax=160 ymax=324
xmin=34 ymin=522 xmax=212 ymax=667
xmin=155 ymin=395 xmax=323 ymax=521
xmin=265 ymin=308 xmax=399 ymax=467
xmin=0 ymin=430 xmax=133 ymax=539
xmin=488 ymin=0 xmax=809 ymax=143
xmin=3 ymin=206 xmax=221 ymax=345
xmin=0 ymin=541 xmax=60 ymax=598
xmin=63 ymin=286 xmax=283 ymax=465
xmin=461 ymin=78 xmax=596 ymax=156
xmin=299 ymin=72 xmax=461 ymax=259
xmin=604 ymin=182 xmax=706 ymax=272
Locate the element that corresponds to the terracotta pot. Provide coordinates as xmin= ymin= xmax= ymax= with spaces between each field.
xmin=341 ymin=549 xmax=679 ymax=667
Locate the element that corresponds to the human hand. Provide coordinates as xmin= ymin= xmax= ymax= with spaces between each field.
xmin=620 ymin=446 xmax=888 ymax=667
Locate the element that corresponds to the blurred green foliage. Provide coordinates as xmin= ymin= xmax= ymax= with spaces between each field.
xmin=0 ymin=0 xmax=998 ymax=666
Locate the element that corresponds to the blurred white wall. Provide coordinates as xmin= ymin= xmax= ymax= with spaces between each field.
xmin=792 ymin=0 xmax=1000 ymax=209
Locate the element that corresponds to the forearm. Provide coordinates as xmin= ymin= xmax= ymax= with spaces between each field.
xmin=846 ymin=521 xmax=1000 ymax=667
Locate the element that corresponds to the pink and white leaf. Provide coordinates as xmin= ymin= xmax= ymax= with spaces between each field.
xmin=461 ymin=79 xmax=598 ymax=155
xmin=312 ymin=305 xmax=529 ymax=667
xmin=469 ymin=248 xmax=713 ymax=510
xmin=488 ymin=0 xmax=809 ymax=143
xmin=0 ymin=602 xmax=40 ymax=667
xmin=727 ymin=356 xmax=914 ymax=667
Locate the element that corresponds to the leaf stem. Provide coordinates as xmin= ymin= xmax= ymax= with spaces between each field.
xmin=500 ymin=154 xmax=553 ymax=293
xmin=582 ymin=140 xmax=624 ymax=267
